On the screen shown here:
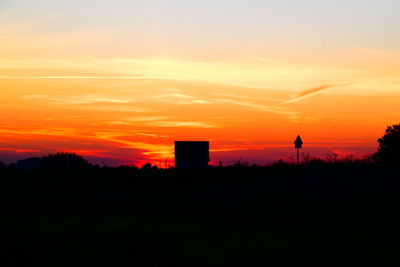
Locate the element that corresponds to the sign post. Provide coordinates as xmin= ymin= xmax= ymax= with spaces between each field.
xmin=294 ymin=135 xmax=303 ymax=165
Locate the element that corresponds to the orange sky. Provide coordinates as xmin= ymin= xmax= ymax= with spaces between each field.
xmin=1 ymin=1 xmax=400 ymax=166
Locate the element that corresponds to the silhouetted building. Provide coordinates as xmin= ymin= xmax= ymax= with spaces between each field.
xmin=175 ymin=141 xmax=210 ymax=169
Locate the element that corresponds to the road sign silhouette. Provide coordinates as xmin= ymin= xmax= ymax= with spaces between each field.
xmin=294 ymin=135 xmax=303 ymax=164
xmin=294 ymin=135 xmax=303 ymax=149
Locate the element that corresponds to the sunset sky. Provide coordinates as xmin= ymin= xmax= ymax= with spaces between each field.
xmin=1 ymin=0 xmax=400 ymax=166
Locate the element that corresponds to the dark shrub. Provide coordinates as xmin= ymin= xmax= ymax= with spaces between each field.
xmin=0 ymin=160 xmax=7 ymax=169
xmin=12 ymin=157 xmax=41 ymax=171
xmin=41 ymin=152 xmax=92 ymax=171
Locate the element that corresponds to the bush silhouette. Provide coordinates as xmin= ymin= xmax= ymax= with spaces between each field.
xmin=41 ymin=152 xmax=92 ymax=171
xmin=12 ymin=157 xmax=41 ymax=171
xmin=373 ymin=123 xmax=400 ymax=164
xmin=0 ymin=160 xmax=6 ymax=169
xmin=141 ymin=163 xmax=152 ymax=170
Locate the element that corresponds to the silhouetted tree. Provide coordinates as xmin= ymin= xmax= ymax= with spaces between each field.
xmin=41 ymin=152 xmax=92 ymax=171
xmin=373 ymin=123 xmax=400 ymax=164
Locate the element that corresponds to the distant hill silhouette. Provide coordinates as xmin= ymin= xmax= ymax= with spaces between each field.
xmin=10 ymin=157 xmax=41 ymax=171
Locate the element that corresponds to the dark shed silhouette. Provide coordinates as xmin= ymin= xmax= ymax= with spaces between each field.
xmin=174 ymin=141 xmax=210 ymax=169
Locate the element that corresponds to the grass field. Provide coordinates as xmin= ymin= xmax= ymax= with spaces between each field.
xmin=2 ymin=164 xmax=400 ymax=266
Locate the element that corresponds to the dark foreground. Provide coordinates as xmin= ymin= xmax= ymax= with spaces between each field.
xmin=2 ymin=163 xmax=400 ymax=266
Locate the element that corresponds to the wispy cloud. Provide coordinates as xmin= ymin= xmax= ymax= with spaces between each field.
xmin=0 ymin=128 xmax=78 ymax=137
xmin=0 ymin=57 xmax=364 ymax=92
xmin=150 ymin=121 xmax=215 ymax=128
xmin=135 ymin=132 xmax=170 ymax=138
xmin=151 ymin=92 xmax=213 ymax=105
xmin=125 ymin=116 xmax=170 ymax=122
xmin=0 ymin=148 xmax=40 ymax=153
xmin=217 ymin=99 xmax=299 ymax=120
xmin=0 ymin=76 xmax=161 ymax=80
xmin=23 ymin=94 xmax=132 ymax=105
xmin=284 ymin=84 xmax=345 ymax=104
xmin=109 ymin=116 xmax=216 ymax=129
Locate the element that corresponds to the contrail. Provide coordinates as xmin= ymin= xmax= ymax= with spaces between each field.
xmin=284 ymin=84 xmax=347 ymax=104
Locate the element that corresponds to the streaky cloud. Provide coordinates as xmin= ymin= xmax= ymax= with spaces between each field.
xmin=284 ymin=84 xmax=348 ymax=104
